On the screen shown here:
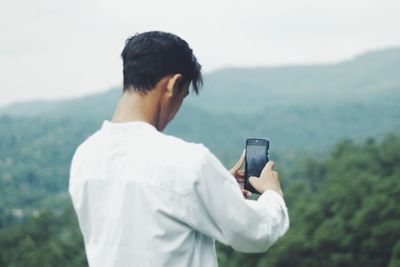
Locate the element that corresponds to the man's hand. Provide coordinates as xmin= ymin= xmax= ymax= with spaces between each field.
xmin=229 ymin=151 xmax=252 ymax=198
xmin=249 ymin=161 xmax=284 ymax=197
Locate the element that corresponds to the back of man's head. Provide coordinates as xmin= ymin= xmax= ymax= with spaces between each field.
xmin=121 ymin=31 xmax=202 ymax=94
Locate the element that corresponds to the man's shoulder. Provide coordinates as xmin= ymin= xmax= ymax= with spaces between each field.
xmin=70 ymin=127 xmax=213 ymax=175
xmin=69 ymin=130 xmax=103 ymax=170
xmin=73 ymin=130 xmax=100 ymax=153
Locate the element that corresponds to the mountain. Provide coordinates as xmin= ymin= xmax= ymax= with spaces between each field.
xmin=2 ymin=47 xmax=400 ymax=116
xmin=0 ymin=89 xmax=121 ymax=119
xmin=186 ymin=47 xmax=400 ymax=113
xmin=1 ymin=47 xmax=399 ymax=154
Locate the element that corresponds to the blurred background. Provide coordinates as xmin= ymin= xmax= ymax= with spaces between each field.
xmin=1 ymin=0 xmax=399 ymax=266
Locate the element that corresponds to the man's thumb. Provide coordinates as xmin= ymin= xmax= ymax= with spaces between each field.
xmin=265 ymin=160 xmax=275 ymax=170
xmin=249 ymin=176 xmax=262 ymax=191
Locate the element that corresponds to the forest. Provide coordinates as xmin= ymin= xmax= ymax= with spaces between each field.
xmin=0 ymin=114 xmax=399 ymax=266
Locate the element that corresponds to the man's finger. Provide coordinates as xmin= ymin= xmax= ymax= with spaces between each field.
xmin=260 ymin=161 xmax=276 ymax=177
xmin=236 ymin=169 xmax=245 ymax=177
xmin=230 ymin=150 xmax=245 ymax=172
xmin=241 ymin=189 xmax=252 ymax=198
xmin=264 ymin=160 xmax=275 ymax=170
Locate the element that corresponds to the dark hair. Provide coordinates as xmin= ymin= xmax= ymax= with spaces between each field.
xmin=121 ymin=31 xmax=202 ymax=94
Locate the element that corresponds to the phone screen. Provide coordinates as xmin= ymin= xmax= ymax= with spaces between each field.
xmin=246 ymin=144 xmax=268 ymax=177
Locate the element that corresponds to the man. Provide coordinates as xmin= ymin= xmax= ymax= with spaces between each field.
xmin=69 ymin=31 xmax=289 ymax=267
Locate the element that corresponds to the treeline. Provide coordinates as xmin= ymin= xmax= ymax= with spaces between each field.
xmin=0 ymin=115 xmax=97 ymax=216
xmin=1 ymin=134 xmax=399 ymax=266
xmin=218 ymin=134 xmax=400 ymax=267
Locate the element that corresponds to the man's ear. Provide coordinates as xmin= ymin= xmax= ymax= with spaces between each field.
xmin=166 ymin=74 xmax=183 ymax=97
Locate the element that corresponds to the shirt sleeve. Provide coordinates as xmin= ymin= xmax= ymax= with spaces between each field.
xmin=183 ymin=148 xmax=290 ymax=253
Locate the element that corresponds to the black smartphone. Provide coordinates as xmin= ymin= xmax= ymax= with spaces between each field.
xmin=244 ymin=138 xmax=270 ymax=194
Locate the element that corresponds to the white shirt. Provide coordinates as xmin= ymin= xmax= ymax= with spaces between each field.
xmin=69 ymin=120 xmax=289 ymax=267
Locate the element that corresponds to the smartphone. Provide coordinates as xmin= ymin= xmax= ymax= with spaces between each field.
xmin=244 ymin=138 xmax=270 ymax=194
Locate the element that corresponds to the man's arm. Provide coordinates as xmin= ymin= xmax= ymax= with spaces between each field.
xmin=182 ymin=148 xmax=289 ymax=253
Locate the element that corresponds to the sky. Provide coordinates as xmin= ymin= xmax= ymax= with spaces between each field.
xmin=1 ymin=0 xmax=399 ymax=108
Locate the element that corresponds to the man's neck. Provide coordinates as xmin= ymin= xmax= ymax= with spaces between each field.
xmin=111 ymin=90 xmax=161 ymax=129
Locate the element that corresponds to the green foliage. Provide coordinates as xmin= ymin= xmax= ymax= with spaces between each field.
xmin=1 ymin=132 xmax=399 ymax=266
xmin=0 ymin=115 xmax=98 ymax=216
xmin=0 ymin=204 xmax=87 ymax=267
xmin=217 ymin=134 xmax=400 ymax=267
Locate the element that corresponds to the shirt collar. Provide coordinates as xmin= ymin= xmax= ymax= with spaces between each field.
xmin=101 ymin=120 xmax=158 ymax=132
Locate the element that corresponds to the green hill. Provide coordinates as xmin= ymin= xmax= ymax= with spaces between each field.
xmin=1 ymin=47 xmax=399 ymax=154
xmin=186 ymin=47 xmax=400 ymax=113
xmin=2 ymin=47 xmax=400 ymax=116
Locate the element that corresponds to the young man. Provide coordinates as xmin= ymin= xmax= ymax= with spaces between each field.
xmin=69 ymin=31 xmax=289 ymax=267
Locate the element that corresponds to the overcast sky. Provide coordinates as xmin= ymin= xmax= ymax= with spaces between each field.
xmin=1 ymin=0 xmax=399 ymax=107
